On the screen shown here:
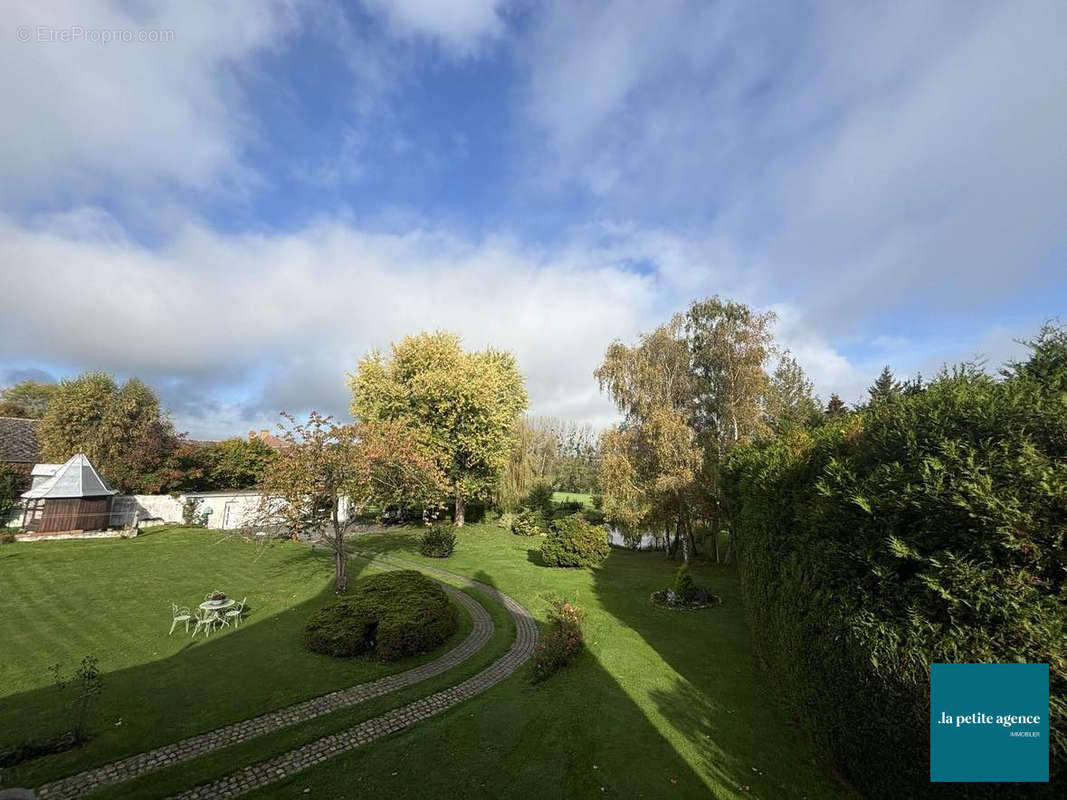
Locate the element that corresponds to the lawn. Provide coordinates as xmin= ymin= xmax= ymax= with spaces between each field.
xmin=0 ymin=527 xmax=473 ymax=788
xmin=0 ymin=525 xmax=850 ymax=799
xmin=551 ymin=491 xmax=594 ymax=507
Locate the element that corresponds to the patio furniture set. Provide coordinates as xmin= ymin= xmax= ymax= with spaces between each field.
xmin=169 ymin=591 xmax=247 ymax=637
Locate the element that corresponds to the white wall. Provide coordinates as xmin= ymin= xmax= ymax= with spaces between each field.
xmin=112 ymin=492 xmax=346 ymax=531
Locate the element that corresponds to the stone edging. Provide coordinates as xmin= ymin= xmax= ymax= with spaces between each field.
xmin=168 ymin=552 xmax=538 ymax=800
xmin=35 ymin=576 xmax=492 ymax=800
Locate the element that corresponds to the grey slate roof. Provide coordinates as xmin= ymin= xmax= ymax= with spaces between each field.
xmin=0 ymin=416 xmax=40 ymax=464
xmin=22 ymin=453 xmax=117 ymax=499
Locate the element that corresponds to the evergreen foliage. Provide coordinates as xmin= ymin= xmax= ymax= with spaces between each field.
xmin=724 ymin=335 xmax=1067 ymax=799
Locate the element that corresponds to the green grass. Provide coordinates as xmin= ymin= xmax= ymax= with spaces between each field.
xmin=1 ymin=525 xmax=850 ymax=799
xmin=250 ymin=525 xmax=849 ymax=799
xmin=551 ymin=491 xmax=594 ymax=507
xmin=0 ymin=528 xmax=471 ymax=787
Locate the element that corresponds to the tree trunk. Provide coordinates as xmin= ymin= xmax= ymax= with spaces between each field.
xmin=714 ymin=529 xmax=721 ymax=564
xmin=680 ymin=520 xmax=693 ymax=564
xmin=723 ymin=530 xmax=734 ymax=565
xmin=667 ymin=522 xmax=681 ymax=560
xmin=331 ymin=509 xmax=348 ymax=593
xmin=454 ymin=488 xmax=466 ymax=527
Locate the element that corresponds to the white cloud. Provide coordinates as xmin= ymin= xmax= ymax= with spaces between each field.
xmin=362 ymin=0 xmax=507 ymax=53
xmin=0 ymin=213 xmax=666 ymax=436
xmin=0 ymin=0 xmax=298 ymax=202
xmin=516 ymin=0 xmax=1067 ymax=340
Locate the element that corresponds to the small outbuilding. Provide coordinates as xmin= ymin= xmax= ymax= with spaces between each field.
xmin=20 ymin=454 xmax=118 ymax=534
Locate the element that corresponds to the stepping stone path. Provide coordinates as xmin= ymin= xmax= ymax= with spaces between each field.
xmin=31 ymin=554 xmax=537 ymax=800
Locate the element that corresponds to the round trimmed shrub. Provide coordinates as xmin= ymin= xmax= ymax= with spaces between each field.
xmin=304 ymin=570 xmax=458 ymax=661
xmin=510 ymin=509 xmax=545 ymax=536
xmin=540 ymin=514 xmax=610 ymax=568
xmin=418 ymin=523 xmax=456 ymax=558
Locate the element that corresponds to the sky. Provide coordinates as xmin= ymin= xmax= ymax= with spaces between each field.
xmin=1 ymin=0 xmax=1065 ymax=439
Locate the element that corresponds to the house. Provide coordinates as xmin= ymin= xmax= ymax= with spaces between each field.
xmin=249 ymin=428 xmax=288 ymax=449
xmin=20 ymin=453 xmax=118 ymax=535
xmin=0 ymin=416 xmax=41 ymax=476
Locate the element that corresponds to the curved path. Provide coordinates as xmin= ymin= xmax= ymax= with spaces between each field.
xmin=169 ymin=552 xmax=538 ymax=800
xmin=35 ymin=577 xmax=493 ymax=800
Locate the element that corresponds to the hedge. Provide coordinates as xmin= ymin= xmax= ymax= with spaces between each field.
xmin=723 ymin=362 xmax=1065 ymax=799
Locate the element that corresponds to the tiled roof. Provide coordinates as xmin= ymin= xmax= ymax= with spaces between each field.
xmin=0 ymin=416 xmax=40 ymax=463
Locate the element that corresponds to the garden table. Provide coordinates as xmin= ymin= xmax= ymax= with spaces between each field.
xmin=199 ymin=599 xmax=236 ymax=613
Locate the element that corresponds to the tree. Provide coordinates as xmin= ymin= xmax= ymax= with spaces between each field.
xmin=685 ymin=297 xmax=777 ymax=563
xmin=765 ymin=352 xmax=823 ymax=432
xmin=825 ymin=393 xmax=848 ymax=419
xmin=38 ymin=373 xmax=178 ymax=492
xmin=686 ymin=297 xmax=776 ymax=453
xmin=596 ymin=316 xmax=703 ymax=561
xmin=166 ymin=437 xmax=276 ymax=492
xmin=350 ymin=332 xmax=528 ymax=526
xmin=259 ymin=413 xmax=447 ymax=592
xmin=867 ymin=366 xmax=901 ymax=406
xmin=0 ymin=401 xmax=31 ymax=417
xmin=0 ymin=380 xmax=57 ymax=418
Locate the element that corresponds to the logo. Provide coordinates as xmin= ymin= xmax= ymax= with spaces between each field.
xmin=930 ymin=663 xmax=1049 ymax=782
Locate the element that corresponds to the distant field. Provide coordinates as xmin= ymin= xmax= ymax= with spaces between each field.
xmin=551 ymin=491 xmax=593 ymax=507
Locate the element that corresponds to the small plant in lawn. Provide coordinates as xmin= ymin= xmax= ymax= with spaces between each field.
xmin=530 ymin=596 xmax=585 ymax=683
xmin=51 ymin=655 xmax=102 ymax=744
xmin=510 ymin=508 xmax=546 ymax=537
xmin=652 ymin=564 xmax=720 ymax=609
xmin=540 ymin=514 xmax=610 ymax=567
xmin=418 ymin=522 xmax=457 ymax=558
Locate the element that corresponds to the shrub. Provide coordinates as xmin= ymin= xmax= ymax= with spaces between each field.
xmin=723 ymin=346 xmax=1067 ymax=800
xmin=580 ymin=507 xmax=606 ymax=526
xmin=530 ymin=597 xmax=585 ymax=683
xmin=540 ymin=514 xmax=610 ymax=568
xmin=673 ymin=564 xmax=695 ymax=601
xmin=510 ymin=509 xmax=546 ymax=537
xmin=418 ymin=523 xmax=456 ymax=558
xmin=496 ymin=511 xmax=515 ymax=530
xmin=523 ymin=481 xmax=555 ymax=518
xmin=653 ymin=565 xmax=719 ymax=609
xmin=305 ymin=570 xmax=458 ymax=661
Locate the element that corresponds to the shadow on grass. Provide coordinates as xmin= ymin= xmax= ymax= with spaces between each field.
xmin=250 ymin=563 xmax=714 ymax=800
xmin=0 ymin=548 xmax=472 ymax=791
xmin=590 ymin=546 xmax=853 ymax=799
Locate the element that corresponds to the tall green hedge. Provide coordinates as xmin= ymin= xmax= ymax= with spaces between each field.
xmin=724 ymin=359 xmax=1065 ymax=798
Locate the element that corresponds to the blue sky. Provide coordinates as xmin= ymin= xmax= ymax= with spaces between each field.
xmin=2 ymin=0 xmax=1065 ymax=438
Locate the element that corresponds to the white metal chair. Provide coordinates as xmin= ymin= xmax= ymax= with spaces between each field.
xmin=192 ymin=607 xmax=221 ymax=637
xmin=225 ymin=597 xmax=247 ymax=628
xmin=169 ymin=604 xmax=193 ymax=635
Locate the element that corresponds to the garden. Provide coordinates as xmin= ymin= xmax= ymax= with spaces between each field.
xmin=0 ymin=524 xmax=847 ymax=799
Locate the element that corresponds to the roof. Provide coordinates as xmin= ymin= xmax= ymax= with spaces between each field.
xmin=0 ymin=417 xmax=40 ymax=463
xmin=249 ymin=429 xmax=289 ymax=449
xmin=22 ymin=453 xmax=118 ymax=499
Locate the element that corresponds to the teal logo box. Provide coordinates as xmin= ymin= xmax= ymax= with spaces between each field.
xmin=930 ymin=663 xmax=1048 ymax=782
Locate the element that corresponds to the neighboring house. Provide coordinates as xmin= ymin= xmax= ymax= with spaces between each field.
xmin=249 ymin=428 xmax=288 ymax=449
xmin=0 ymin=416 xmax=41 ymax=476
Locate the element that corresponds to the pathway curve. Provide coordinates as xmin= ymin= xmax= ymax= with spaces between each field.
xmin=169 ymin=552 xmax=538 ymax=800
xmin=35 ymin=577 xmax=493 ymax=800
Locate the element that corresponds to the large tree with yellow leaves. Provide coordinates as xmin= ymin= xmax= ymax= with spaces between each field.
xmin=349 ymin=332 xmax=528 ymax=526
